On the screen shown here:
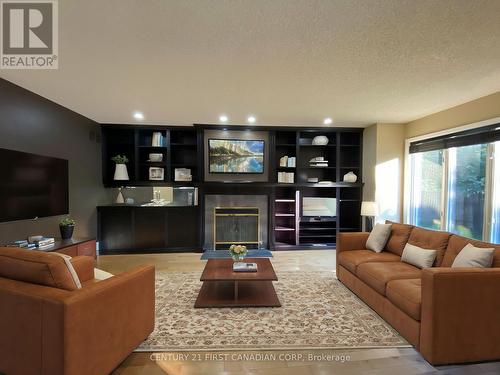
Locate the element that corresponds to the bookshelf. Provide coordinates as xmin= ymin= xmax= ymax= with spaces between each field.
xmin=102 ymin=126 xmax=199 ymax=186
xmin=270 ymin=128 xmax=363 ymax=250
xmin=275 ymin=131 xmax=297 ymax=184
xmin=170 ymin=129 xmax=199 ymax=183
xmin=274 ymin=188 xmax=299 ymax=248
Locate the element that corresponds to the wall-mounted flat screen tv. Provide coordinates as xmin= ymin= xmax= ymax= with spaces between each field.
xmin=209 ymin=139 xmax=265 ymax=174
xmin=0 ymin=148 xmax=69 ymax=223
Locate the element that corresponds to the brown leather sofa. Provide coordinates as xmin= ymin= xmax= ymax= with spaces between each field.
xmin=337 ymin=221 xmax=500 ymax=365
xmin=0 ymin=247 xmax=155 ymax=375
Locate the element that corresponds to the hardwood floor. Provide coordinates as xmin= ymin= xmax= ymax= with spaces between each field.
xmin=97 ymin=251 xmax=500 ymax=375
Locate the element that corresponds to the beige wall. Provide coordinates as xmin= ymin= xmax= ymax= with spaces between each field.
xmin=375 ymin=124 xmax=406 ymax=222
xmin=405 ymin=91 xmax=500 ymax=138
xmin=362 ymin=123 xmax=406 ymax=222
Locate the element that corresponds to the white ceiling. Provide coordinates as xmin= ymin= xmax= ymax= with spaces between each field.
xmin=2 ymin=0 xmax=500 ymax=127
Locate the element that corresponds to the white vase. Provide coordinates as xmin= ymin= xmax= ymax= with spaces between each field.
xmin=114 ymin=163 xmax=129 ymax=180
xmin=343 ymin=171 xmax=357 ymax=183
xmin=152 ymin=132 xmax=163 ymax=147
xmin=115 ymin=188 xmax=125 ymax=204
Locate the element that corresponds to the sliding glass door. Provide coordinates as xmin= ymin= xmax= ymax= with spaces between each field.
xmin=408 ymin=133 xmax=499 ymax=242
xmin=446 ymin=144 xmax=487 ymax=240
xmin=491 ymin=142 xmax=500 ymax=243
xmin=409 ymin=150 xmax=444 ymax=230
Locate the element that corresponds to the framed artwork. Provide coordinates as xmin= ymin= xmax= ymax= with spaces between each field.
xmin=149 ymin=167 xmax=164 ymax=181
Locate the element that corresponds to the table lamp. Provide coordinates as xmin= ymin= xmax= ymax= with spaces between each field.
xmin=361 ymin=201 xmax=378 ymax=231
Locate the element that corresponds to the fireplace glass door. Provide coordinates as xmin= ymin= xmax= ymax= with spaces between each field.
xmin=214 ymin=207 xmax=260 ymax=249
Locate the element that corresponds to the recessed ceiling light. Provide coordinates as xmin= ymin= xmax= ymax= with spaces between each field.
xmin=219 ymin=114 xmax=228 ymax=123
xmin=323 ymin=117 xmax=333 ymax=125
xmin=133 ymin=112 xmax=144 ymax=121
xmin=247 ymin=115 xmax=256 ymax=124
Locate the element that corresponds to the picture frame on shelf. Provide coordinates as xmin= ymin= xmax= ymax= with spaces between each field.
xmin=149 ymin=167 xmax=164 ymax=181
xmin=175 ymin=168 xmax=192 ymax=181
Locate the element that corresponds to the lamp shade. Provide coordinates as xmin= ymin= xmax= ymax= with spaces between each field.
xmin=114 ymin=164 xmax=129 ymax=180
xmin=361 ymin=201 xmax=378 ymax=216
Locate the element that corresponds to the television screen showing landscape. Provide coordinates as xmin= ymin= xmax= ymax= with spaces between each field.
xmin=209 ymin=139 xmax=265 ymax=174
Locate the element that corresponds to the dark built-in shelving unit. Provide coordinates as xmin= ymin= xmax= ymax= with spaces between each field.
xmin=102 ymin=125 xmax=201 ymax=187
xmin=100 ymin=124 xmax=363 ymax=251
xmin=270 ymin=129 xmax=362 ymax=249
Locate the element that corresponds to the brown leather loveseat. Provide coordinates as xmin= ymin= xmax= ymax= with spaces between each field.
xmin=0 ymin=247 xmax=155 ymax=375
xmin=337 ymin=221 xmax=500 ymax=365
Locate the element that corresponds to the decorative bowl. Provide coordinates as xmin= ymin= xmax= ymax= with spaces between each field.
xmin=312 ymin=136 xmax=329 ymax=145
xmin=148 ymin=153 xmax=163 ymax=162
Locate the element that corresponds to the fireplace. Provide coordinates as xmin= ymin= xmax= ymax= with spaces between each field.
xmin=214 ymin=207 xmax=260 ymax=249
xmin=204 ymin=195 xmax=268 ymax=250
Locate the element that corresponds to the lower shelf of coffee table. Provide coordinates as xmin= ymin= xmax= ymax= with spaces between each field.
xmin=194 ymin=280 xmax=281 ymax=308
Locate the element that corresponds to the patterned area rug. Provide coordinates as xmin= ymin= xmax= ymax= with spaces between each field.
xmin=137 ymin=271 xmax=409 ymax=351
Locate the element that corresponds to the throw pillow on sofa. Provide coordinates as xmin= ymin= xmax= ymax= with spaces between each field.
xmin=94 ymin=268 xmax=115 ymax=280
xmin=366 ymin=223 xmax=392 ymax=253
xmin=401 ymin=243 xmax=437 ymax=269
xmin=52 ymin=252 xmax=82 ymax=289
xmin=452 ymin=243 xmax=495 ymax=268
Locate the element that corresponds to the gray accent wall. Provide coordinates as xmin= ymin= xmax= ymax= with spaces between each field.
xmin=0 ymin=78 xmax=107 ymax=243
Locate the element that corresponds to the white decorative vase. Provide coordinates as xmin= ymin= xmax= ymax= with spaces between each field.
xmin=343 ymin=171 xmax=357 ymax=183
xmin=115 ymin=188 xmax=125 ymax=204
xmin=152 ymin=132 xmax=163 ymax=147
xmin=312 ymin=135 xmax=329 ymax=145
xmin=114 ymin=163 xmax=129 ymax=180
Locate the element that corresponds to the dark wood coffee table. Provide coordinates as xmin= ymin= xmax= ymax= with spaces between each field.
xmin=194 ymin=258 xmax=281 ymax=308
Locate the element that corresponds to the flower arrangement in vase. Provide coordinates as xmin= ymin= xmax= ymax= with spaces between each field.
xmin=229 ymin=244 xmax=248 ymax=262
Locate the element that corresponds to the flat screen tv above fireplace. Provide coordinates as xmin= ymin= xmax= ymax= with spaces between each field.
xmin=208 ymin=139 xmax=265 ymax=174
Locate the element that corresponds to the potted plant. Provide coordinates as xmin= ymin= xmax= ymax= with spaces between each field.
xmin=59 ymin=217 xmax=76 ymax=240
xmin=112 ymin=155 xmax=129 ymax=181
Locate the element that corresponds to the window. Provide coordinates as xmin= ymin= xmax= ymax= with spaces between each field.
xmin=446 ymin=144 xmax=487 ymax=240
xmin=492 ymin=142 xmax=500 ymax=243
xmin=408 ymin=124 xmax=500 ymax=242
xmin=409 ymin=150 xmax=444 ymax=230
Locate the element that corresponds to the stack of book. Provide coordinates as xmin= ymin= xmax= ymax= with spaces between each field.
xmin=34 ymin=237 xmax=55 ymax=250
xmin=279 ymin=156 xmax=296 ymax=168
xmin=309 ymin=157 xmax=328 ymax=167
xmin=277 ymin=172 xmax=294 ymax=183
xmin=233 ymin=262 xmax=258 ymax=272
xmin=6 ymin=240 xmax=36 ymax=249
